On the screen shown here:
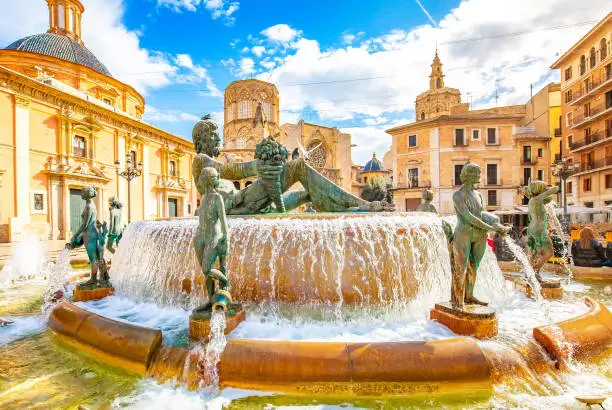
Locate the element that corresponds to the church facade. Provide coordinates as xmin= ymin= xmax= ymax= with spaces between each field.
xmin=0 ymin=0 xmax=198 ymax=242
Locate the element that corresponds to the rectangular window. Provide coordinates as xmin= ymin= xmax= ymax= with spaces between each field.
xmin=606 ymin=90 xmax=612 ymax=109
xmin=454 ymin=164 xmax=463 ymax=186
xmin=584 ymin=103 xmax=591 ymax=118
xmin=606 ymin=174 xmax=612 ymax=189
xmin=523 ymin=168 xmax=532 ymax=186
xmin=471 ymin=129 xmax=480 ymax=141
xmin=537 ymin=148 xmax=543 ymax=158
xmin=564 ymin=66 xmax=572 ymax=81
xmin=486 ymin=164 xmax=498 ymax=185
xmin=584 ymin=178 xmax=592 ymax=192
xmin=486 ymin=128 xmax=498 ymax=145
xmin=408 ymin=135 xmax=417 ymax=147
xmin=585 ymin=201 xmax=594 ymax=208
xmin=568 ymin=134 xmax=574 ymax=149
xmin=523 ymin=146 xmax=532 ymax=162
xmin=565 ymin=90 xmax=572 ymax=103
xmin=73 ymin=136 xmax=86 ymax=158
xmin=487 ymin=190 xmax=497 ymax=207
xmin=566 ymin=112 xmax=573 ymax=127
xmin=226 ymin=103 xmax=234 ymax=122
xmin=407 ymin=168 xmax=419 ymax=187
xmin=454 ymin=129 xmax=465 ymax=146
xmin=566 ymin=181 xmax=573 ymax=194
xmin=237 ymin=101 xmax=252 ymax=119
xmin=169 ymin=160 xmax=176 ymax=177
xmin=537 ymin=170 xmax=544 ymax=180
xmin=33 ymin=193 xmax=44 ymax=211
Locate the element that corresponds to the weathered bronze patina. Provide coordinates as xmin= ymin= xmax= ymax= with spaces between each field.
xmin=417 ymin=189 xmax=438 ymax=214
xmin=66 ymin=186 xmax=110 ymax=289
xmin=523 ymin=180 xmax=559 ymax=282
xmin=106 ymin=196 xmax=124 ymax=254
xmin=451 ymin=163 xmax=510 ymax=308
xmin=193 ymin=167 xmax=232 ymax=312
xmin=191 ymin=118 xmax=393 ymax=214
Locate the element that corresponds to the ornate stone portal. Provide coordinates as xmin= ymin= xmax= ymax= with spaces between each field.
xmin=430 ymin=163 xmax=511 ymax=339
xmin=66 ymin=185 xmax=114 ymax=301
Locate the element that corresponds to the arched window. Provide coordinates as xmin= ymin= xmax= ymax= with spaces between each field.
xmin=237 ymin=101 xmax=252 ymax=119
xmin=262 ymin=102 xmax=271 ymax=120
xmin=68 ymin=8 xmax=75 ymax=33
xmin=73 ymin=135 xmax=86 ymax=158
xmin=226 ymin=103 xmax=235 ymax=122
xmin=436 ymin=78 xmax=442 ymax=89
xmin=169 ymin=160 xmax=176 ymax=176
xmin=589 ymin=47 xmax=596 ymax=69
xmin=580 ymin=55 xmax=586 ymax=75
xmin=601 ymin=38 xmax=608 ymax=61
xmin=420 ymin=112 xmax=425 ymax=120
xmin=306 ymin=141 xmax=327 ymax=168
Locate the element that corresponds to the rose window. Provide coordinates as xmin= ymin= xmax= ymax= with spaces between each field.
xmin=306 ymin=142 xmax=326 ymax=168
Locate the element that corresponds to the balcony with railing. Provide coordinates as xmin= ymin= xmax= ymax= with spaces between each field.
xmin=571 ymin=157 xmax=612 ymax=175
xmin=569 ymin=128 xmax=612 ymax=152
xmin=570 ymin=102 xmax=612 ymax=129
xmin=568 ymin=69 xmax=612 ymax=106
xmin=520 ymin=157 xmax=538 ymax=165
xmin=392 ymin=178 xmax=431 ymax=190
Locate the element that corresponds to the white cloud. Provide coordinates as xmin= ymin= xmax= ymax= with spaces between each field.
xmin=0 ymin=0 xmax=221 ymax=97
xmin=144 ymin=106 xmax=200 ymax=123
xmin=251 ymin=46 xmax=267 ymax=57
xmin=344 ymin=126 xmax=393 ymax=166
xmin=157 ymin=0 xmax=239 ymax=24
xmin=260 ymin=24 xmax=301 ymax=43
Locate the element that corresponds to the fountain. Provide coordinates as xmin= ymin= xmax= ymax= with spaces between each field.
xmin=1 ymin=120 xmax=610 ymax=408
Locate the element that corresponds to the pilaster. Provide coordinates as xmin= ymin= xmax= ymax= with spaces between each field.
xmin=14 ymin=95 xmax=31 ymax=224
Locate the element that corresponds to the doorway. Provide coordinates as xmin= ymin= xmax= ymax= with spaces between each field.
xmin=69 ymin=188 xmax=85 ymax=234
xmin=168 ymin=198 xmax=178 ymax=218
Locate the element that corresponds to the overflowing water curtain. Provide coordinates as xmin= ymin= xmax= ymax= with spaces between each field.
xmin=111 ymin=213 xmax=508 ymax=313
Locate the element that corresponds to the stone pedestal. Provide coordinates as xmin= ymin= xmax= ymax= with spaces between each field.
xmin=189 ymin=303 xmax=246 ymax=341
xmin=73 ymin=286 xmax=114 ymax=302
xmin=430 ymin=302 xmax=497 ymax=339
xmin=514 ymin=278 xmax=563 ymax=300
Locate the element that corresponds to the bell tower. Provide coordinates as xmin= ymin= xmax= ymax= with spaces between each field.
xmin=46 ymin=0 xmax=85 ymax=44
xmin=429 ymin=49 xmax=445 ymax=90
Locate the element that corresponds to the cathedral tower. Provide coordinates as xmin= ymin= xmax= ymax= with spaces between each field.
xmin=415 ymin=51 xmax=462 ymax=121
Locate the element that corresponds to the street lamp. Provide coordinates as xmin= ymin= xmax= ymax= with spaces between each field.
xmin=552 ymin=157 xmax=578 ymax=231
xmin=114 ymin=153 xmax=143 ymax=224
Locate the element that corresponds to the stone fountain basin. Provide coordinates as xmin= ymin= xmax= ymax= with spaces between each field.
xmin=47 ymin=297 xmax=612 ymax=397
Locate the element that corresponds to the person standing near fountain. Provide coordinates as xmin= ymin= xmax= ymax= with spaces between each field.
xmin=524 ymin=180 xmax=559 ymax=281
xmin=193 ymin=167 xmax=232 ymax=312
xmin=106 ymin=196 xmax=124 ymax=254
xmin=451 ymin=163 xmax=511 ymax=308
xmin=66 ymin=186 xmax=111 ymax=290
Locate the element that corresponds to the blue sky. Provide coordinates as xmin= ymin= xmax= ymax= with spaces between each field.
xmin=1 ymin=0 xmax=610 ymax=164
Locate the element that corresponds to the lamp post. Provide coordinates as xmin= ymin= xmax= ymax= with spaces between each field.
xmin=114 ymin=154 xmax=143 ymax=224
xmin=552 ymin=157 xmax=578 ymax=232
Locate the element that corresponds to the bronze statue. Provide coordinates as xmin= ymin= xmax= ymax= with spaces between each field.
xmin=191 ymin=117 xmax=394 ymax=214
xmin=417 ymin=189 xmax=438 ymax=213
xmin=106 ymin=196 xmax=124 ymax=254
xmin=451 ymin=163 xmax=510 ymax=308
xmin=66 ymin=186 xmax=110 ymax=288
xmin=524 ymin=180 xmax=559 ymax=281
xmin=193 ymin=167 xmax=232 ymax=312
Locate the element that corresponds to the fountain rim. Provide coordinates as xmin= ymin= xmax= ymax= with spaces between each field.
xmin=155 ymin=211 xmax=442 ymax=222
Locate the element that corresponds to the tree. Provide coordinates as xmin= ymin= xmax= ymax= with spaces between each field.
xmin=360 ymin=176 xmax=388 ymax=202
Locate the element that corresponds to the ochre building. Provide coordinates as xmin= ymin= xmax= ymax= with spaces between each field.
xmin=222 ymin=79 xmax=354 ymax=193
xmin=551 ymin=13 xmax=612 ymax=209
xmin=387 ymin=53 xmax=557 ymax=213
xmin=0 ymin=0 xmax=198 ymax=242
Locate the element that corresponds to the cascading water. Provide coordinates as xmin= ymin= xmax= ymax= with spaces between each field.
xmin=0 ymin=235 xmax=48 ymax=288
xmin=503 ymin=237 xmax=544 ymax=301
xmin=545 ymin=202 xmax=574 ymax=283
xmin=41 ymin=248 xmax=72 ymax=317
xmin=110 ymin=213 xmax=509 ymax=318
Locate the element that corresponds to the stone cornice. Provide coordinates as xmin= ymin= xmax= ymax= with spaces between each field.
xmin=0 ymin=66 xmax=195 ymax=153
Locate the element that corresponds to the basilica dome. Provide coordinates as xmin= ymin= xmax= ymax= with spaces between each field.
xmin=363 ymin=153 xmax=385 ymax=172
xmin=5 ymin=32 xmax=111 ymax=77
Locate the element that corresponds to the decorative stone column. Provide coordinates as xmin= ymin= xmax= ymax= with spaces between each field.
xmin=14 ymin=96 xmax=31 ymax=225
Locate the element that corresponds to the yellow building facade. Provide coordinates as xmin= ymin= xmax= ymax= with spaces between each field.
xmin=387 ymin=53 xmax=555 ymax=213
xmin=551 ymin=13 xmax=612 ymax=209
xmin=0 ymin=0 xmax=198 ymax=242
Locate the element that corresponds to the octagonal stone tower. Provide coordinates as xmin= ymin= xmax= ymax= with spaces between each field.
xmin=223 ymin=79 xmax=280 ymax=161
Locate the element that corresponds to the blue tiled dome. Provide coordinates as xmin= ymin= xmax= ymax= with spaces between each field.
xmin=363 ymin=153 xmax=384 ymax=172
xmin=6 ymin=33 xmax=112 ymax=77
